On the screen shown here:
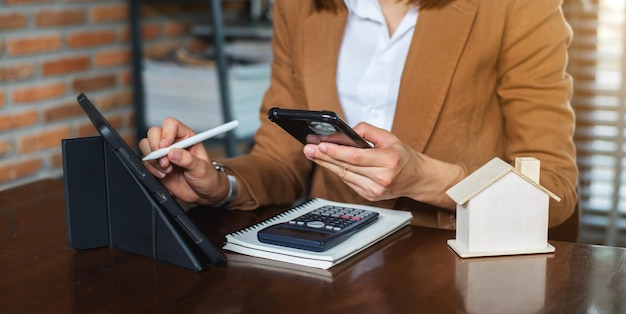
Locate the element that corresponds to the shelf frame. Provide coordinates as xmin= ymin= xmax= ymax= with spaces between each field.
xmin=130 ymin=0 xmax=239 ymax=157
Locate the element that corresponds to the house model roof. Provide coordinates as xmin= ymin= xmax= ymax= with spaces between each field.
xmin=446 ymin=157 xmax=561 ymax=205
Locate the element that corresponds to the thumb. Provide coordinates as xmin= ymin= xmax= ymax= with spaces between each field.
xmin=168 ymin=148 xmax=212 ymax=180
xmin=353 ymin=122 xmax=393 ymax=147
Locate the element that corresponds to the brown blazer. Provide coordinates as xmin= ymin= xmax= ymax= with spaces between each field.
xmin=222 ymin=0 xmax=578 ymax=229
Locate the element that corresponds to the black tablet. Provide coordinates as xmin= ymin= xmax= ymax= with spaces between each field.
xmin=76 ymin=93 xmax=226 ymax=267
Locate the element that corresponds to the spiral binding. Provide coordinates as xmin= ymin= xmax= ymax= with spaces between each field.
xmin=228 ymin=199 xmax=320 ymax=237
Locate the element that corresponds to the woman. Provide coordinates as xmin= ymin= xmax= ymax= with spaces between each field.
xmin=140 ymin=0 xmax=578 ymax=230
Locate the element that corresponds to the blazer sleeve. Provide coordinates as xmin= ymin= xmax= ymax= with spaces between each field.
xmin=497 ymin=0 xmax=578 ymax=227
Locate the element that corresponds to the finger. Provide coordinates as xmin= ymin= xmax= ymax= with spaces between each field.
xmin=305 ymin=134 xmax=322 ymax=144
xmin=331 ymin=162 xmax=391 ymax=201
xmin=160 ymin=117 xmax=196 ymax=148
xmin=145 ymin=126 xmax=163 ymax=151
xmin=353 ymin=122 xmax=395 ymax=147
xmin=139 ymin=137 xmax=172 ymax=176
xmin=305 ymin=144 xmax=391 ymax=200
xmin=316 ymin=142 xmax=382 ymax=171
xmin=138 ymin=137 xmax=152 ymax=156
xmin=167 ymin=148 xmax=212 ymax=180
xmin=304 ymin=143 xmax=366 ymax=177
xmin=340 ymin=163 xmax=349 ymax=179
xmin=139 ymin=138 xmax=167 ymax=177
xmin=317 ymin=157 xmax=382 ymax=199
xmin=307 ymin=153 xmax=363 ymax=185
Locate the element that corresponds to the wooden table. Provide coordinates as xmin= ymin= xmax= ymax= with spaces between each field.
xmin=1 ymin=179 xmax=624 ymax=313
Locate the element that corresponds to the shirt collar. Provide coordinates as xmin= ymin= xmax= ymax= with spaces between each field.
xmin=344 ymin=0 xmax=418 ymax=31
xmin=344 ymin=0 xmax=385 ymax=22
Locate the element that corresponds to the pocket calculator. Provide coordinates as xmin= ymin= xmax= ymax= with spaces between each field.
xmin=257 ymin=205 xmax=379 ymax=252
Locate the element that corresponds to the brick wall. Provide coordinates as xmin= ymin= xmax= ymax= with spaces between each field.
xmin=0 ymin=0 xmax=215 ymax=191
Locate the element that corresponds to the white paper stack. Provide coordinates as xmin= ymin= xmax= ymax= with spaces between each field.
xmin=143 ymin=59 xmax=270 ymax=139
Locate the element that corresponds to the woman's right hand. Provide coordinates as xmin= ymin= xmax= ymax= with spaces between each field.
xmin=138 ymin=118 xmax=230 ymax=205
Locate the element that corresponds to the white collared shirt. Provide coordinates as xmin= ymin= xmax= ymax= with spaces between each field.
xmin=338 ymin=0 xmax=418 ymax=131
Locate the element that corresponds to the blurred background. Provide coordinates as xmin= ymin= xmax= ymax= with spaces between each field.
xmin=0 ymin=0 xmax=623 ymax=246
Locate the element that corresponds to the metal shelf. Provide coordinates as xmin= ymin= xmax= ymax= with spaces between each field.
xmin=191 ymin=21 xmax=273 ymax=39
xmin=130 ymin=0 xmax=267 ymax=157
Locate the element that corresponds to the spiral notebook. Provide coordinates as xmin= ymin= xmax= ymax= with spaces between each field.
xmin=223 ymin=198 xmax=412 ymax=269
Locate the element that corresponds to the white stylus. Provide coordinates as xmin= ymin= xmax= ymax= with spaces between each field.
xmin=142 ymin=120 xmax=239 ymax=161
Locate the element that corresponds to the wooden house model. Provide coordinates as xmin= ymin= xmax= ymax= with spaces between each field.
xmin=446 ymin=157 xmax=560 ymax=258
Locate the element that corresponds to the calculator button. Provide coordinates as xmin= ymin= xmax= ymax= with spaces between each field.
xmin=291 ymin=206 xmax=377 ymax=234
xmin=307 ymin=221 xmax=325 ymax=228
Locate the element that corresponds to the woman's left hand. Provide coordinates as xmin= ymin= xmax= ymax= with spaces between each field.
xmin=303 ymin=122 xmax=464 ymax=209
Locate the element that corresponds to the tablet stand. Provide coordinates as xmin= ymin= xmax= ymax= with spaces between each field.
xmin=62 ymin=136 xmax=211 ymax=271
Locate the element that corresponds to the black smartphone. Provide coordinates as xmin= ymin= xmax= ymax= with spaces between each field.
xmin=268 ymin=107 xmax=372 ymax=148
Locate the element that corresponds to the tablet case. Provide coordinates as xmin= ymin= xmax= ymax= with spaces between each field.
xmin=63 ymin=136 xmax=213 ymax=271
